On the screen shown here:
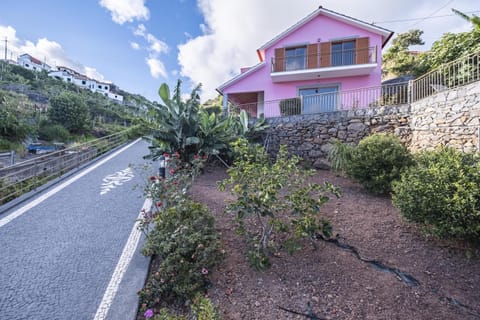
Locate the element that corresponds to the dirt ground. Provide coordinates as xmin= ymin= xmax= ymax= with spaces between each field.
xmin=189 ymin=166 xmax=480 ymax=320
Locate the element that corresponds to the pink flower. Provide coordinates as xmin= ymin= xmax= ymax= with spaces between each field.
xmin=149 ymin=176 xmax=156 ymax=181
xmin=157 ymin=201 xmax=163 ymax=207
xmin=169 ymin=169 xmax=175 ymax=175
xmin=144 ymin=309 xmax=154 ymax=318
xmin=194 ymin=154 xmax=199 ymax=159
xmin=201 ymin=267 xmax=209 ymax=275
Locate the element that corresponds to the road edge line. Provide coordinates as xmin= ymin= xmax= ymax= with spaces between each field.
xmin=93 ymin=198 xmax=151 ymax=320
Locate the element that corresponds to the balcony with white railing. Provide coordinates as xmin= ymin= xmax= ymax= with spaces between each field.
xmin=271 ymin=46 xmax=378 ymax=82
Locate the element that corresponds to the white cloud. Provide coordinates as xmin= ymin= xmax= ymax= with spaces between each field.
xmin=99 ymin=0 xmax=149 ymax=25
xmin=133 ymin=24 xmax=147 ymax=37
xmin=178 ymin=0 xmax=477 ymax=101
xmin=84 ymin=66 xmax=106 ymax=81
xmin=131 ymin=41 xmax=140 ymax=50
xmin=134 ymin=24 xmax=168 ymax=54
xmin=146 ymin=34 xmax=168 ymax=54
xmin=0 ymin=25 xmax=107 ymax=81
xmin=146 ymin=57 xmax=167 ymax=78
xmin=132 ymin=23 xmax=169 ymax=79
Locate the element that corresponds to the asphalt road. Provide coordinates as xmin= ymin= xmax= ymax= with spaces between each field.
xmin=0 ymin=138 xmax=154 ymax=320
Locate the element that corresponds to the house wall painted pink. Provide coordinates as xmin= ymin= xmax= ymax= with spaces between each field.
xmin=218 ymin=7 xmax=393 ymax=117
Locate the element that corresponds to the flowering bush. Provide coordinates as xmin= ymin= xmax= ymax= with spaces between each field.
xmin=138 ymin=152 xmax=205 ymax=234
xmin=218 ymin=139 xmax=340 ymax=270
xmin=139 ymin=199 xmax=223 ymax=306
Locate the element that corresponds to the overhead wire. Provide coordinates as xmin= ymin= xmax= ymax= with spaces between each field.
xmin=408 ymin=0 xmax=455 ymax=28
xmin=373 ymin=10 xmax=480 ymax=24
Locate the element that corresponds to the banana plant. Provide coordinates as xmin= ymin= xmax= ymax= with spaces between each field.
xmin=234 ymin=110 xmax=270 ymax=142
xmin=147 ymin=80 xmax=202 ymax=162
xmin=197 ymin=111 xmax=236 ymax=156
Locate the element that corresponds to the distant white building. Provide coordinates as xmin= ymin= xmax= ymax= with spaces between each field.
xmin=17 ymin=54 xmax=51 ymax=72
xmin=48 ymin=66 xmax=123 ymax=103
xmin=94 ymin=81 xmax=110 ymax=95
xmin=108 ymin=91 xmax=124 ymax=103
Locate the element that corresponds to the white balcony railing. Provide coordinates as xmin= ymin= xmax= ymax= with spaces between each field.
xmin=232 ymin=82 xmax=409 ymax=118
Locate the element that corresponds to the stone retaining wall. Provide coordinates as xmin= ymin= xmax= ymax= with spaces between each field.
xmin=265 ymin=81 xmax=480 ymax=168
xmin=266 ymin=105 xmax=410 ymax=168
xmin=409 ymin=82 xmax=480 ymax=153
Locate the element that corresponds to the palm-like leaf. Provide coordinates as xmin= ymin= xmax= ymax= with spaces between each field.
xmin=452 ymin=8 xmax=480 ymax=30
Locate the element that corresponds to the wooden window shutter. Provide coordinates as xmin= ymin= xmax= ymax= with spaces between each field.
xmin=274 ymin=48 xmax=285 ymax=72
xmin=307 ymin=44 xmax=319 ymax=69
xmin=355 ymin=37 xmax=370 ymax=64
xmin=320 ymin=42 xmax=331 ymax=67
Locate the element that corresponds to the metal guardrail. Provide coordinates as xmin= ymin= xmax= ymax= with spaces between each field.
xmin=0 ymin=151 xmax=15 ymax=166
xmin=0 ymin=131 xmax=131 ymax=205
xmin=411 ymin=50 xmax=480 ymax=101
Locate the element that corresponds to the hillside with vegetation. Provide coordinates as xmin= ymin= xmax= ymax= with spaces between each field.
xmin=0 ymin=61 xmax=159 ymax=153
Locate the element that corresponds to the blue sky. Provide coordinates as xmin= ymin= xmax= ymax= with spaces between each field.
xmin=0 ymin=0 xmax=478 ymax=102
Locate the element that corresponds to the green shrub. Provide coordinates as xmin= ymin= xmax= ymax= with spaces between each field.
xmin=139 ymin=200 xmax=223 ymax=304
xmin=38 ymin=124 xmax=70 ymax=142
xmin=327 ymin=140 xmax=356 ymax=174
xmin=279 ymin=97 xmax=301 ymax=116
xmin=0 ymin=138 xmax=12 ymax=151
xmin=392 ymin=148 xmax=480 ymax=240
xmin=49 ymin=92 xmax=90 ymax=134
xmin=348 ymin=133 xmax=412 ymax=194
xmin=191 ymin=294 xmax=221 ymax=320
xmin=141 ymin=294 xmax=220 ymax=320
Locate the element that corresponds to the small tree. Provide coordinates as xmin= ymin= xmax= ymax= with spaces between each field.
xmin=382 ymin=29 xmax=427 ymax=78
xmin=48 ymin=92 xmax=90 ymax=134
xmin=219 ymin=139 xmax=339 ymax=269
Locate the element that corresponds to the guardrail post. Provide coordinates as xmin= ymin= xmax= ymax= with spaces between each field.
xmin=10 ymin=150 xmax=15 ymax=165
xmin=407 ymin=80 xmax=414 ymax=104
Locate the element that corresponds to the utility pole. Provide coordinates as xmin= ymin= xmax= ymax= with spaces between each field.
xmin=0 ymin=37 xmax=6 ymax=81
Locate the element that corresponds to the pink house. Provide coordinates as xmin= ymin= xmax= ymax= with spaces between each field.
xmin=217 ymin=6 xmax=394 ymax=118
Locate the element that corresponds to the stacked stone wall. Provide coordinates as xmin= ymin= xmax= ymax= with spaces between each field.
xmin=266 ymin=105 xmax=410 ymax=168
xmin=409 ymin=82 xmax=480 ymax=152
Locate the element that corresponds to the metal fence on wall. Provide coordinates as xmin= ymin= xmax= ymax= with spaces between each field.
xmin=411 ymin=50 xmax=480 ymax=101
